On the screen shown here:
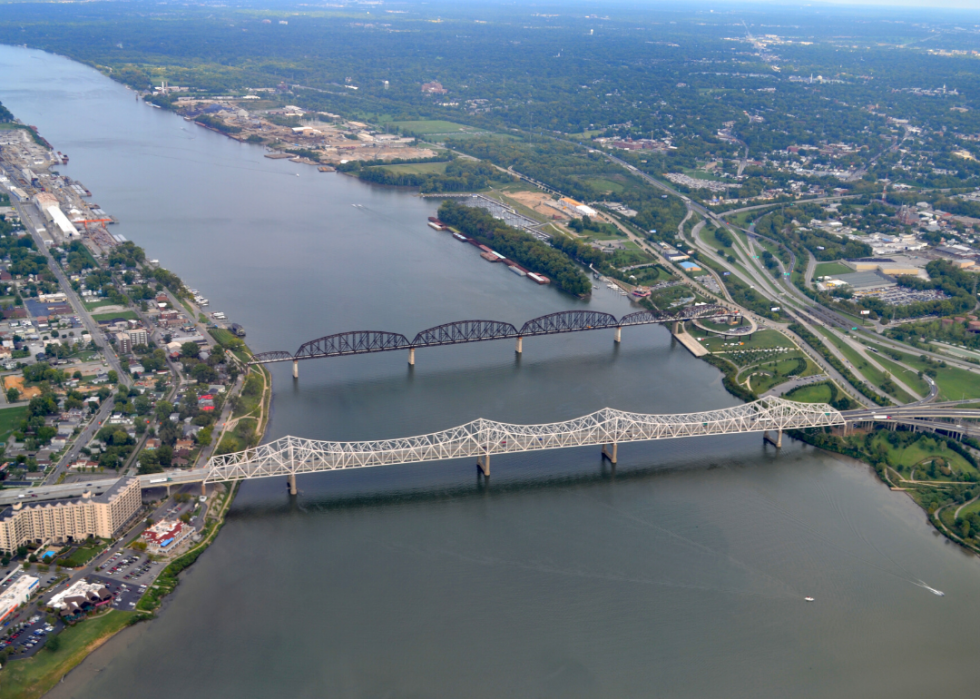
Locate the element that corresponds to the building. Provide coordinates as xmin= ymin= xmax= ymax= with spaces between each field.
xmin=0 ymin=575 xmax=39 ymax=624
xmin=128 ymin=328 xmax=148 ymax=347
xmin=115 ymin=332 xmax=132 ymax=354
xmin=834 ymin=270 xmax=898 ymax=291
xmin=48 ymin=579 xmax=112 ymax=617
xmin=141 ymin=519 xmax=193 ymax=553
xmin=421 ymin=81 xmax=448 ymax=95
xmin=0 ymin=478 xmax=141 ymax=553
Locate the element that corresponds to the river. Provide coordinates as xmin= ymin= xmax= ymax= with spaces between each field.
xmin=2 ymin=45 xmax=980 ymax=699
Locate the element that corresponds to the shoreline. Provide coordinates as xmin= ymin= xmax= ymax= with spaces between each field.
xmin=0 ymin=95 xmax=275 ymax=695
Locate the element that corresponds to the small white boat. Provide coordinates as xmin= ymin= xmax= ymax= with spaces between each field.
xmin=804 ymin=597 xmax=814 ymax=602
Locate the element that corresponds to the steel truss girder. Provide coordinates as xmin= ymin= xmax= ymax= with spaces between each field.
xmin=412 ymin=320 xmax=519 ymax=346
xmin=204 ymin=397 xmax=845 ymax=483
xmin=294 ymin=330 xmax=412 ymax=359
xmin=249 ymin=306 xmax=741 ymax=365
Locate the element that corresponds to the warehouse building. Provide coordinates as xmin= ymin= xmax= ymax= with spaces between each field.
xmin=0 ymin=575 xmax=39 ymax=624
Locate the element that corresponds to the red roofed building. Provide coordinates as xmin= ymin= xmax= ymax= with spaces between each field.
xmin=141 ymin=519 xmax=193 ymax=553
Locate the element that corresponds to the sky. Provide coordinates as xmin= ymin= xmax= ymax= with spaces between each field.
xmin=700 ymin=0 xmax=980 ymax=9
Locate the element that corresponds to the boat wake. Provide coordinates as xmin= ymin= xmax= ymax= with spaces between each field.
xmin=913 ymin=580 xmax=945 ymax=597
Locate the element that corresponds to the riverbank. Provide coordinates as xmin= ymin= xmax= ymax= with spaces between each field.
xmin=0 ymin=611 xmax=136 ymax=699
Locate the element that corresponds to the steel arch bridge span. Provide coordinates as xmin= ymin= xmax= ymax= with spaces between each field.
xmin=204 ymin=397 xmax=844 ymax=483
xmin=294 ymin=330 xmax=413 ymax=359
xmin=412 ymin=320 xmax=519 ymax=346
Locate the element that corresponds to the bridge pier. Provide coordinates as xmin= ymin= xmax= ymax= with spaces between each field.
xmin=292 ymin=360 xmax=299 ymax=379
xmin=673 ymin=321 xmax=682 ymax=335
xmin=477 ymin=453 xmax=490 ymax=478
xmin=408 ymin=348 xmax=415 ymax=366
xmin=763 ymin=429 xmax=783 ymax=448
xmin=516 ymin=336 xmax=523 ymax=354
xmin=602 ymin=442 xmax=618 ymax=464
xmin=287 ymin=473 xmax=297 ymax=496
xmin=201 ymin=482 xmax=207 ymax=497
xmin=614 ymin=326 xmax=622 ymax=344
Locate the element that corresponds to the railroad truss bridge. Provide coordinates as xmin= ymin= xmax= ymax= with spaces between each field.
xmin=248 ymin=305 xmax=741 ymax=376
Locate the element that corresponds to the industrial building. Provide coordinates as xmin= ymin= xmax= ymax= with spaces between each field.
xmin=0 ymin=478 xmax=141 ymax=553
xmin=845 ymin=257 xmax=925 ymax=277
xmin=834 ymin=270 xmax=898 ymax=291
xmin=0 ymin=575 xmax=39 ymax=624
xmin=33 ymin=192 xmax=79 ymax=240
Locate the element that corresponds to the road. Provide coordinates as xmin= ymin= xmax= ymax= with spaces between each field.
xmin=12 ymin=199 xmax=129 ymax=385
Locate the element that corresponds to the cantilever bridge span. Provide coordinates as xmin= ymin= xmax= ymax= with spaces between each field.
xmin=202 ymin=397 xmax=844 ymax=493
xmin=248 ymin=305 xmax=742 ymax=374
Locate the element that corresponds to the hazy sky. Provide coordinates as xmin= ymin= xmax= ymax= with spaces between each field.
xmin=707 ymin=0 xmax=980 ymax=9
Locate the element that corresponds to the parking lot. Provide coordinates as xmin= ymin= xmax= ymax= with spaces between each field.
xmin=1 ymin=614 xmax=63 ymax=658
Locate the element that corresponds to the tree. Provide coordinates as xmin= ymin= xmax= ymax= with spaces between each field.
xmin=45 ymin=635 xmax=61 ymax=653
xmin=6 ymin=387 xmax=18 ymax=403
xmin=181 ymin=342 xmax=200 ymax=359
xmin=179 ymin=512 xmax=192 ymax=524
xmin=191 ymin=363 xmax=217 ymax=384
xmin=155 ymin=400 xmax=174 ymax=422
xmin=107 ymin=370 xmax=118 ymax=384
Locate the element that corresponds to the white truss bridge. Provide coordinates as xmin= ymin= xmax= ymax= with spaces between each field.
xmin=203 ymin=397 xmax=845 ymax=487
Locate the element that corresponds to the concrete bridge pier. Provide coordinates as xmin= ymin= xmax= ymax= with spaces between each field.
xmin=763 ymin=429 xmax=783 ymax=448
xmin=408 ymin=348 xmax=415 ymax=366
xmin=673 ymin=321 xmax=682 ymax=335
xmin=516 ymin=336 xmax=523 ymax=354
xmin=201 ymin=482 xmax=207 ymax=497
xmin=287 ymin=473 xmax=297 ymax=496
xmin=292 ymin=360 xmax=299 ymax=379
xmin=602 ymin=442 xmax=618 ymax=464
xmin=614 ymin=326 xmax=622 ymax=344
xmin=477 ymin=453 xmax=490 ymax=478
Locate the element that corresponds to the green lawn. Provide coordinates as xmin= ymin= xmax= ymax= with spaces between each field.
xmin=869 ymin=433 xmax=975 ymax=477
xmin=699 ymin=227 xmax=736 ymax=255
xmin=860 ymin=348 xmax=930 ymax=396
xmin=813 ymin=261 xmax=852 ymax=278
xmin=59 ymin=539 xmax=107 ymax=568
xmin=391 ymin=120 xmax=475 ymax=134
xmin=0 ymin=406 xmax=27 ymax=442
xmin=377 ymin=161 xmax=449 ymax=175
xmin=92 ymin=310 xmax=138 ymax=322
xmin=739 ymin=352 xmax=817 ymax=394
xmin=815 ymin=328 xmax=914 ymax=403
xmin=700 ymin=328 xmax=794 ymax=353
xmin=875 ymin=347 xmax=980 ymax=401
xmin=586 ymin=177 xmax=625 ymax=194
xmin=0 ymin=611 xmax=136 ymax=699
xmin=784 ymin=381 xmax=835 ymax=404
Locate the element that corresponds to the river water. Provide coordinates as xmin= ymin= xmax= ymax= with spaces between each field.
xmin=2 ymin=46 xmax=979 ymax=698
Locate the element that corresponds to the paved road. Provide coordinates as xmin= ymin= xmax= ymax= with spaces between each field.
xmin=12 ymin=199 xmax=128 ymax=384
xmin=43 ymin=397 xmax=116 ymax=485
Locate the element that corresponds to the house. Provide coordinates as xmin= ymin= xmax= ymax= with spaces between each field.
xmin=144 ymin=438 xmax=161 ymax=451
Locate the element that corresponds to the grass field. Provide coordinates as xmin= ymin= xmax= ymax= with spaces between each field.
xmin=700 ymin=328 xmax=794 ymax=353
xmin=739 ymin=353 xmax=816 ymax=394
xmin=868 ymin=344 xmax=980 ymax=401
xmin=59 ymin=539 xmax=107 ymax=568
xmin=377 ymin=161 xmax=449 ymax=175
xmin=784 ymin=381 xmax=835 ymax=404
xmin=92 ymin=310 xmax=138 ymax=322
xmin=813 ymin=261 xmax=852 ymax=278
xmin=83 ymin=299 xmax=121 ymax=311
xmin=0 ymin=406 xmax=26 ymax=442
xmin=815 ymin=328 xmax=914 ymax=403
xmin=585 ymin=177 xmax=625 ymax=194
xmin=0 ymin=611 xmax=135 ymax=699
xmin=860 ymin=347 xmax=930 ymax=396
xmin=699 ymin=227 xmax=736 ymax=254
xmin=391 ymin=120 xmax=475 ymax=134
xmin=869 ymin=433 xmax=975 ymax=477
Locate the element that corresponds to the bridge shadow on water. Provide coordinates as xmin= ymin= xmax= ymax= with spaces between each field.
xmin=223 ymin=436 xmax=811 ymax=523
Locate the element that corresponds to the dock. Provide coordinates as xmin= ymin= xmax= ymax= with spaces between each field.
xmin=673 ymin=329 xmax=709 ymax=357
